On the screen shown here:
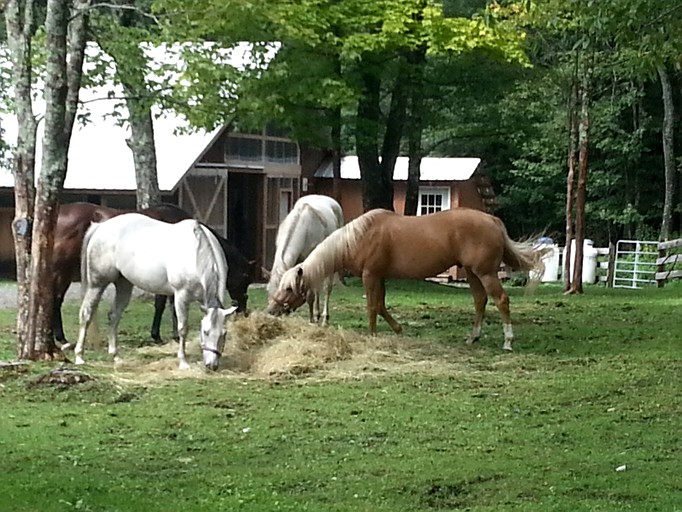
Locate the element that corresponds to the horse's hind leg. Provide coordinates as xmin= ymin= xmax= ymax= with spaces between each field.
xmin=478 ymin=273 xmax=513 ymax=351
xmin=150 ymin=294 xmax=166 ymax=342
xmin=74 ymin=286 xmax=106 ymax=365
xmin=107 ymin=278 xmax=134 ymax=361
xmin=465 ymin=271 xmax=488 ymax=345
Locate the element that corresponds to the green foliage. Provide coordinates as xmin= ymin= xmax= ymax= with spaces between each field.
xmin=0 ymin=280 xmax=681 ymax=510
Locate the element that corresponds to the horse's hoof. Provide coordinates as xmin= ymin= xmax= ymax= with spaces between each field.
xmin=502 ymin=344 xmax=513 ymax=352
xmin=60 ymin=342 xmax=72 ymax=351
xmin=465 ymin=337 xmax=479 ymax=345
xmin=178 ymin=362 xmax=191 ymax=370
xmin=75 ymin=356 xmax=85 ymax=365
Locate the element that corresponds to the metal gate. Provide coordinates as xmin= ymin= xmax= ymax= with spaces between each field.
xmin=612 ymin=240 xmax=658 ymax=288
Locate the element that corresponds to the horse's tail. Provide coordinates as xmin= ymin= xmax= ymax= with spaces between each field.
xmin=497 ymin=218 xmax=546 ymax=276
xmin=80 ymin=221 xmax=102 ymax=294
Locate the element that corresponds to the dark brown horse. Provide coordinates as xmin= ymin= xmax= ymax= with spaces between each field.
xmin=53 ymin=202 xmax=254 ymax=344
xmin=269 ymin=208 xmax=545 ymax=351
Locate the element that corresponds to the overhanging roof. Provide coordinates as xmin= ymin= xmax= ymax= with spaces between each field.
xmin=0 ymin=42 xmax=276 ymax=192
xmin=314 ymin=156 xmax=482 ymax=181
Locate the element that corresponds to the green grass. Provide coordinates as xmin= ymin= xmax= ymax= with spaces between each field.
xmin=0 ymin=279 xmax=681 ymax=511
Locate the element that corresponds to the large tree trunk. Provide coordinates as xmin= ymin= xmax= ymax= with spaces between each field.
xmin=125 ymin=95 xmax=161 ymax=209
xmin=5 ymin=0 xmax=38 ymax=358
xmin=97 ymin=2 xmax=161 ymax=210
xmin=563 ymin=73 xmax=578 ymax=292
xmin=25 ymin=0 xmax=90 ymax=358
xmin=656 ymin=64 xmax=675 ymax=241
xmin=356 ymin=55 xmax=409 ymax=212
xmin=356 ymin=65 xmax=392 ymax=211
xmin=404 ymin=45 xmax=426 ymax=217
xmin=568 ymin=57 xmax=592 ymax=295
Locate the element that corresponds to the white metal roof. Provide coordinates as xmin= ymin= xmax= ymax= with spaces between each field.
xmin=314 ymin=156 xmax=482 ymax=181
xmin=0 ymin=42 xmax=275 ymax=191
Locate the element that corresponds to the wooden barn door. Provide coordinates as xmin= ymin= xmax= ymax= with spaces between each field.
xmin=179 ymin=174 xmax=228 ymax=235
xmin=263 ymin=177 xmax=299 ymax=270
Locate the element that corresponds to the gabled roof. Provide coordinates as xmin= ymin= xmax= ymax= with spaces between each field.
xmin=0 ymin=42 xmax=275 ymax=191
xmin=314 ymin=156 xmax=482 ymax=181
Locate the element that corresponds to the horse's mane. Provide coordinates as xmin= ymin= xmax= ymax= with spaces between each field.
xmin=301 ymin=209 xmax=384 ymax=289
xmin=268 ymin=202 xmax=338 ymax=295
xmin=193 ymin=222 xmax=227 ymax=307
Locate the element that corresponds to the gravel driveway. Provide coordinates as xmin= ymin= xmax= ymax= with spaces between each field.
xmin=0 ymin=282 xmax=139 ymax=310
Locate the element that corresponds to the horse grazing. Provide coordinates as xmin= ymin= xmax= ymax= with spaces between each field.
xmin=264 ymin=194 xmax=344 ymax=325
xmin=73 ymin=213 xmax=237 ymax=370
xmin=52 ymin=202 xmax=253 ymax=344
xmin=270 ymin=208 xmax=545 ymax=351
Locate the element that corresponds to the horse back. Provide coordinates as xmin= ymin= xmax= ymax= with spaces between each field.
xmin=350 ymin=208 xmax=506 ymax=278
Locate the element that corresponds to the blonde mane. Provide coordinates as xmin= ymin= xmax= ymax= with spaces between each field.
xmin=301 ymin=209 xmax=385 ymax=289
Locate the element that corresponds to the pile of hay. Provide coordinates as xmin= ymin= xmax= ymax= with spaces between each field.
xmin=223 ymin=312 xmax=461 ymax=379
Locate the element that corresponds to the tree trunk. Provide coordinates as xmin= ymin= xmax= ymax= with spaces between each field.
xmin=97 ymin=2 xmax=161 ymax=210
xmin=656 ymin=64 xmax=675 ymax=241
xmin=568 ymin=57 xmax=592 ymax=295
xmin=356 ymin=65 xmax=392 ymax=212
xmin=25 ymin=0 xmax=89 ymax=358
xmin=404 ymin=45 xmax=426 ymax=217
xmin=125 ymin=95 xmax=161 ymax=209
xmin=5 ymin=0 xmax=38 ymax=358
xmin=563 ymin=73 xmax=578 ymax=292
xmin=331 ymin=106 xmax=342 ymax=202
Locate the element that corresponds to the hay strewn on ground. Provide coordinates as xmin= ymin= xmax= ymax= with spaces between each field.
xmin=106 ymin=312 xmax=497 ymax=384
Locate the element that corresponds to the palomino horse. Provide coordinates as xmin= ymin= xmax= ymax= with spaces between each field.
xmin=269 ymin=208 xmax=545 ymax=351
xmin=264 ymin=194 xmax=344 ymax=325
xmin=73 ymin=213 xmax=237 ymax=370
xmin=52 ymin=202 xmax=254 ymax=344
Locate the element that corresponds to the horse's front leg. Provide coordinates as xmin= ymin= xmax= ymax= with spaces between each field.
xmin=306 ymin=290 xmax=316 ymax=324
xmin=107 ymin=278 xmax=134 ymax=362
xmin=74 ymin=286 xmax=106 ymax=365
xmin=173 ymin=293 xmax=191 ymax=370
xmin=319 ymin=276 xmax=334 ymax=326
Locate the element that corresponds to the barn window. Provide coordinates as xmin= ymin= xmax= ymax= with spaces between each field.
xmin=265 ymin=140 xmax=299 ymax=164
xmin=418 ymin=187 xmax=450 ymax=215
xmin=226 ymin=136 xmax=262 ymax=161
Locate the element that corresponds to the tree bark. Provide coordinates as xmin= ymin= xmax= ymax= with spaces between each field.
xmin=656 ymin=64 xmax=675 ymax=242
xmin=563 ymin=70 xmax=578 ymax=292
xmin=356 ymin=64 xmax=392 ymax=212
xmin=404 ymin=45 xmax=426 ymax=217
xmin=5 ymin=0 xmax=38 ymax=358
xmin=97 ymin=1 xmax=161 ymax=210
xmin=25 ymin=0 xmax=89 ymax=358
xmin=568 ymin=56 xmax=592 ymax=295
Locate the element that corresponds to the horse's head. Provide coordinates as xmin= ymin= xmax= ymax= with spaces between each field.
xmin=200 ymin=305 xmax=238 ymax=371
xmin=265 ymin=265 xmax=308 ymax=316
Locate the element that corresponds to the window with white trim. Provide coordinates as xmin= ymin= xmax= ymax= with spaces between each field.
xmin=418 ymin=187 xmax=450 ymax=215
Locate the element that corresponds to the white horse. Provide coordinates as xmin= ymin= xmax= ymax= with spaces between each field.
xmin=264 ymin=194 xmax=343 ymax=325
xmin=72 ymin=213 xmax=237 ymax=370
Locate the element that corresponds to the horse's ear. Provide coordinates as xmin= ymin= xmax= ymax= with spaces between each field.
xmin=261 ymin=266 xmax=271 ymax=280
xmin=221 ymin=305 xmax=238 ymax=318
xmin=199 ymin=304 xmax=208 ymax=314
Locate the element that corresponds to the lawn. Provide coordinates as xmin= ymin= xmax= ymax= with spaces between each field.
xmin=0 ymin=279 xmax=680 ymax=511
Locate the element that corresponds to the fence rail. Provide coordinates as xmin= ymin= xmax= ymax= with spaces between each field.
xmin=656 ymin=238 xmax=682 ymax=287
